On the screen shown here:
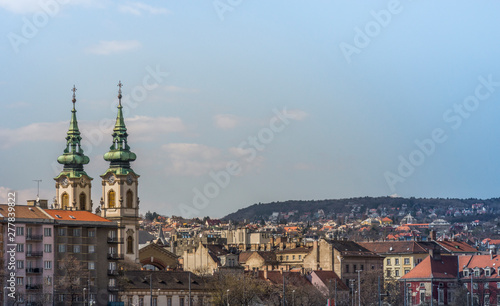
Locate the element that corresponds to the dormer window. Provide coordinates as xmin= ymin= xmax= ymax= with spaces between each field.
xmin=485 ymin=268 xmax=491 ymax=277
xmin=474 ymin=268 xmax=480 ymax=277
xmin=463 ymin=269 xmax=469 ymax=277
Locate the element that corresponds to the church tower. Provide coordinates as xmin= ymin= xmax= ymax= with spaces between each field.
xmin=100 ymin=81 xmax=140 ymax=263
xmin=54 ymin=86 xmax=93 ymax=211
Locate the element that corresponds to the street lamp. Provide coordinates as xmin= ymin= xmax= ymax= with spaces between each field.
xmin=292 ymin=289 xmax=295 ymax=306
xmin=356 ymin=270 xmax=362 ymax=306
xmin=226 ymin=289 xmax=230 ymax=306
xmin=83 ymin=288 xmax=86 ymax=306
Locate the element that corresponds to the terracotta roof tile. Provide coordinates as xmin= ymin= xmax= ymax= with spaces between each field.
xmin=44 ymin=209 xmax=111 ymax=222
xmin=0 ymin=205 xmax=49 ymax=219
xmin=401 ymin=255 xmax=458 ymax=280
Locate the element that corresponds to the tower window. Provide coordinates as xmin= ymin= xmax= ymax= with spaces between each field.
xmin=127 ymin=236 xmax=133 ymax=254
xmin=126 ymin=190 xmax=133 ymax=208
xmin=108 ymin=190 xmax=116 ymax=208
xmin=61 ymin=193 xmax=69 ymax=210
xmin=79 ymin=192 xmax=86 ymax=211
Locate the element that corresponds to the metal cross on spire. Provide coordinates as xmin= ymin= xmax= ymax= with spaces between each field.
xmin=72 ymin=85 xmax=77 ymax=108
xmin=117 ymin=81 xmax=123 ymax=105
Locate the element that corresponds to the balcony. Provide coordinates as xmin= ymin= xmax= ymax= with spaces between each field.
xmin=107 ymin=237 xmax=124 ymax=244
xmin=108 ymin=286 xmax=119 ymax=292
xmin=108 ymin=269 xmax=119 ymax=276
xmin=26 ymin=234 xmax=43 ymax=241
xmin=107 ymin=253 xmax=124 ymax=260
xmin=26 ymin=252 xmax=43 ymax=257
xmin=26 ymin=284 xmax=42 ymax=290
xmin=26 ymin=268 xmax=42 ymax=274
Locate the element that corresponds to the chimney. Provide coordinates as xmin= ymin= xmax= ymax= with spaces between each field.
xmin=429 ymin=247 xmax=441 ymax=261
xmin=264 ymin=266 xmax=268 ymax=279
xmin=429 ymin=230 xmax=436 ymax=241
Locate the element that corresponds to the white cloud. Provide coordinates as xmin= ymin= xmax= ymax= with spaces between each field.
xmin=284 ymin=109 xmax=308 ymax=121
xmin=162 ymin=143 xmax=226 ymax=176
xmin=0 ymin=121 xmax=67 ymax=148
xmin=0 ymin=0 xmax=98 ymax=14
xmin=119 ymin=2 xmax=169 ymax=16
xmin=213 ymin=114 xmax=240 ymax=130
xmin=86 ymin=40 xmax=141 ymax=55
xmin=0 ymin=115 xmax=186 ymax=148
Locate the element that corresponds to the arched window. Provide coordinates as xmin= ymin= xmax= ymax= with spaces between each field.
xmin=108 ymin=190 xmax=116 ymax=208
xmin=126 ymin=190 xmax=133 ymax=208
xmin=79 ymin=193 xmax=86 ymax=211
xmin=62 ymin=193 xmax=69 ymax=210
xmin=127 ymin=236 xmax=133 ymax=254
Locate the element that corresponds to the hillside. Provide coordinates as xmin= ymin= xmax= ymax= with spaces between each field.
xmin=222 ymin=196 xmax=500 ymax=223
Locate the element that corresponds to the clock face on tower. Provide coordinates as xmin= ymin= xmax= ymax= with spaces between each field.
xmin=62 ymin=177 xmax=69 ymax=187
xmin=108 ymin=175 xmax=115 ymax=184
xmin=127 ymin=174 xmax=133 ymax=184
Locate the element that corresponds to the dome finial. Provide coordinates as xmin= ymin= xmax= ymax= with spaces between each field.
xmin=117 ymin=81 xmax=123 ymax=105
xmin=71 ymin=85 xmax=77 ymax=110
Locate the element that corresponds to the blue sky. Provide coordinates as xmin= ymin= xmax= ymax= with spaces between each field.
xmin=2 ymin=0 xmax=500 ymax=218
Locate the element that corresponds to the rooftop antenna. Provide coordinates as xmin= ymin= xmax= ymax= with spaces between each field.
xmin=33 ymin=179 xmax=42 ymax=201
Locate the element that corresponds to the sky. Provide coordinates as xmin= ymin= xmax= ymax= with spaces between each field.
xmin=2 ymin=0 xmax=500 ymax=218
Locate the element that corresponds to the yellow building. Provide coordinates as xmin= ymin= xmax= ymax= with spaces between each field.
xmin=359 ymin=241 xmax=439 ymax=280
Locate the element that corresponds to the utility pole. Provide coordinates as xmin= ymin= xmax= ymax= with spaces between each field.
xmin=282 ymin=269 xmax=286 ymax=306
xmin=150 ymin=274 xmax=152 ymax=306
xmin=356 ymin=270 xmax=361 ymax=306
xmin=334 ymin=279 xmax=337 ymax=306
xmin=188 ymin=272 xmax=191 ymax=306
xmin=33 ymin=179 xmax=42 ymax=199
xmin=378 ymin=276 xmax=381 ymax=306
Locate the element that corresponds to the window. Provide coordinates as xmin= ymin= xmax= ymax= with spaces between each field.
xmin=473 ymin=283 xmax=478 ymax=289
xmin=404 ymin=258 xmax=410 ymax=265
xmin=360 ymin=264 xmax=364 ymax=271
xmin=405 ymin=269 xmax=410 ymax=274
xmin=485 ymin=294 xmax=490 ymax=306
xmin=497 ymin=282 xmax=500 ymax=289
xmin=485 ymin=282 xmax=489 ymax=289
xmin=44 ymin=228 xmax=52 ymax=237
xmin=486 ymin=269 xmax=491 ymax=276
xmin=180 ymin=297 xmax=185 ymax=306
xmin=464 ymin=270 xmax=469 ymax=277
xmin=127 ymin=236 xmax=134 ymax=254
xmin=73 ymin=228 xmax=81 ymax=237
xmin=109 ymin=278 xmax=116 ymax=287
xmin=353 ymin=265 xmax=357 ymax=271
xmin=62 ymin=193 xmax=69 ymax=210
xmin=346 ymin=264 xmax=349 ymax=273
xmin=16 ymin=260 xmax=24 ymax=269
xmin=44 ymin=261 xmax=52 ymax=269
xmin=139 ymin=297 xmax=144 ymax=306
xmin=108 ymin=190 xmax=116 ymax=208
xmin=16 ymin=226 xmax=24 ymax=236
xmin=152 ymin=297 xmax=157 ymax=306
xmin=286 ymin=255 xmax=289 ymax=260
xmin=88 ymin=230 xmax=95 ymax=237
xmin=88 ymin=245 xmax=95 ymax=253
xmin=46 ymin=276 xmax=52 ymax=285
xmin=395 ymin=258 xmax=400 ymax=265
xmin=58 ymin=228 xmax=66 ymax=236
xmin=16 ymin=277 xmax=23 ymax=285
xmin=420 ymin=291 xmax=425 ymax=304
xmin=474 ymin=269 xmax=480 ymax=277
xmin=438 ymin=289 xmax=444 ymax=304
xmin=126 ymin=190 xmax=133 ymax=208
xmin=299 ymin=255 xmax=302 ymax=260
xmin=44 ymin=244 xmax=52 ymax=253
xmin=88 ymin=262 xmax=95 ymax=270
xmin=73 ymin=245 xmax=81 ymax=253
xmin=58 ymin=244 xmax=66 ymax=253
xmin=386 ymin=269 xmax=391 ymax=277
xmin=109 ymin=262 xmax=117 ymax=270
xmin=167 ymin=297 xmax=172 ymax=306
xmin=79 ymin=192 xmax=86 ymax=210
xmin=447 ymin=291 xmax=452 ymax=303
xmin=293 ymin=255 xmax=295 ymax=260
xmin=16 ymin=243 xmax=24 ymax=252
xmin=395 ymin=270 xmax=400 ymax=277
xmin=387 ymin=259 xmax=391 ymax=266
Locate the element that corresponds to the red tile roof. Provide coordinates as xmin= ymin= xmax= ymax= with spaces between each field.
xmin=435 ymin=240 xmax=478 ymax=254
xmin=44 ymin=209 xmax=111 ymax=222
xmin=311 ymin=270 xmax=349 ymax=291
xmin=401 ymin=255 xmax=458 ymax=280
xmin=0 ymin=205 xmax=49 ymax=219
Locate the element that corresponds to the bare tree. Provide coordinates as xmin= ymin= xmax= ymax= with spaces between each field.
xmin=55 ymin=255 xmax=89 ymax=305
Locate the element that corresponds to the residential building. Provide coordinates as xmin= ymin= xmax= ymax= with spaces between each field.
xmin=119 ymin=271 xmax=211 ymax=306
xmin=238 ymin=251 xmax=277 ymax=271
xmin=183 ymin=243 xmax=239 ymax=274
xmin=400 ymin=250 xmax=459 ymax=305
xmin=276 ymin=247 xmax=311 ymax=269
xmin=460 ymin=254 xmax=500 ymax=305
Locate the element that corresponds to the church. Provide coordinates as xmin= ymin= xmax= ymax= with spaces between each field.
xmin=53 ymin=82 xmax=140 ymax=263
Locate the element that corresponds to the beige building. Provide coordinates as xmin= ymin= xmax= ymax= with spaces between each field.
xmin=183 ymin=243 xmax=239 ymax=274
xmin=276 ymin=247 xmax=312 ymax=269
xmin=303 ymin=239 xmax=384 ymax=286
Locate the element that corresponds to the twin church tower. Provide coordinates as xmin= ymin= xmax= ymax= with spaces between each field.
xmin=53 ymin=82 xmax=140 ymax=262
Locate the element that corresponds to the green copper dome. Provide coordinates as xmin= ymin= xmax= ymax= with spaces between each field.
xmin=56 ymin=86 xmax=90 ymax=179
xmin=103 ymin=81 xmax=137 ymax=175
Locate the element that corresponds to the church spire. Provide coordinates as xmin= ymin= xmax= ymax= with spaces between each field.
xmin=56 ymin=85 xmax=90 ymax=178
xmin=103 ymin=81 xmax=137 ymax=174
